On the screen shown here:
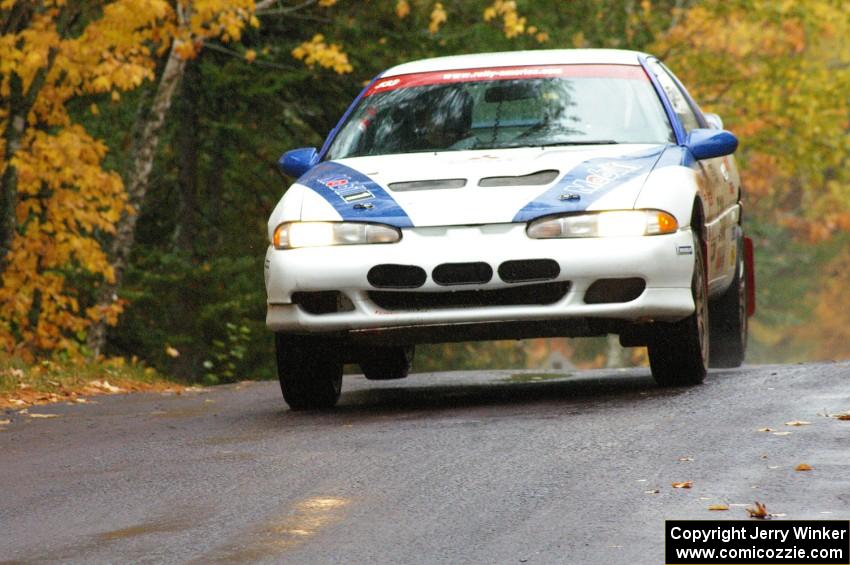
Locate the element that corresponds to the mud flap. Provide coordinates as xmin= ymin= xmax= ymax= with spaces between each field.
xmin=744 ymin=236 xmax=755 ymax=317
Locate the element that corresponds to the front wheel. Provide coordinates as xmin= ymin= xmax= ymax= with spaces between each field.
xmin=649 ymin=233 xmax=709 ymax=386
xmin=276 ymin=334 xmax=343 ymax=410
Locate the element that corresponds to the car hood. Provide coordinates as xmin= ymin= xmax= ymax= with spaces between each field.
xmin=287 ymin=143 xmax=680 ymax=228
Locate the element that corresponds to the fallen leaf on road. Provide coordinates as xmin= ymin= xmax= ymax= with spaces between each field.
xmin=785 ymin=420 xmax=810 ymax=426
xmin=678 ymin=456 xmax=695 ymax=462
xmin=645 ymin=489 xmax=660 ymax=494
xmin=747 ymin=501 xmax=771 ymax=519
xmin=756 ymin=427 xmax=774 ymax=432
xmin=795 ymin=463 xmax=813 ymax=471
xmin=672 ymin=481 xmax=693 ymax=489
xmin=772 ymin=431 xmax=792 ymax=436
xmin=73 ymin=398 xmax=89 ymax=404
xmin=0 ymin=418 xmax=10 ymax=425
xmin=87 ymin=380 xmax=123 ymax=393
xmin=27 ymin=413 xmax=58 ymax=419
xmin=709 ymin=504 xmax=729 ymax=511
xmin=834 ymin=414 xmax=850 ymax=421
xmin=10 ymin=398 xmax=27 ymax=406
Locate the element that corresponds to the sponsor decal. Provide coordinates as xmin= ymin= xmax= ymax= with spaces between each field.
xmin=365 ymin=64 xmax=649 ymax=96
xmin=318 ymin=174 xmax=375 ymax=203
xmin=297 ymin=162 xmax=413 ymax=228
xmin=559 ymin=161 xmax=642 ymax=195
xmin=512 ymin=147 xmax=664 ymax=222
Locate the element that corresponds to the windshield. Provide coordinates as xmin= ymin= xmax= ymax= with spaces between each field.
xmin=326 ymin=64 xmax=674 ymax=160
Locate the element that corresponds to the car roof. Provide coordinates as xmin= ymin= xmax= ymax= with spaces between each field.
xmin=381 ymin=49 xmax=649 ymax=77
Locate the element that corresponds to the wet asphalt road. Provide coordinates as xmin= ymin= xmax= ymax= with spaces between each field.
xmin=1 ymin=362 xmax=849 ymax=564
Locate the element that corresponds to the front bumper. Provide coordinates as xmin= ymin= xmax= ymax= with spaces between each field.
xmin=265 ymin=224 xmax=696 ymax=337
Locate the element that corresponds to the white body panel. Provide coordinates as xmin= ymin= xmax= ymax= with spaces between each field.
xmin=382 ymin=49 xmax=646 ymax=77
xmin=266 ymin=225 xmax=696 ymax=334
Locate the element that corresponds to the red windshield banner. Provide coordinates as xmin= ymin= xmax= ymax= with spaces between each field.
xmin=365 ymin=64 xmax=648 ymax=97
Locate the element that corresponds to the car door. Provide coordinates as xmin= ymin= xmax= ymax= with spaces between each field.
xmin=645 ymin=59 xmax=740 ymax=294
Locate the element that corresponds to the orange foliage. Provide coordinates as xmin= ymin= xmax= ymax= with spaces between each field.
xmin=651 ymin=1 xmax=850 ymax=241
xmin=795 ymin=247 xmax=850 ymax=360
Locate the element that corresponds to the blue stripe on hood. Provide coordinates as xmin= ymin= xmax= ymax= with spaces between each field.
xmin=512 ymin=146 xmax=666 ymax=223
xmin=298 ymin=162 xmax=413 ymax=228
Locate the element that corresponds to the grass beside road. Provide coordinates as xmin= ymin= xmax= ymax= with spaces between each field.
xmin=0 ymin=355 xmax=184 ymax=410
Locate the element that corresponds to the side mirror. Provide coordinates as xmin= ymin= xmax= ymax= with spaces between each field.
xmin=278 ymin=147 xmax=319 ymax=178
xmin=704 ymin=113 xmax=724 ymax=130
xmin=686 ymin=128 xmax=738 ymax=160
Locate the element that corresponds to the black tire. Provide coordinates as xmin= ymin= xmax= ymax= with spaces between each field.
xmin=275 ymin=334 xmax=342 ymax=410
xmin=709 ymin=231 xmax=748 ymax=368
xmin=360 ymin=346 xmax=414 ymax=380
xmin=649 ymin=233 xmax=709 ymax=386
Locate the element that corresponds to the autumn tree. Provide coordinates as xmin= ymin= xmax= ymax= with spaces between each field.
xmin=0 ymin=0 xmax=169 ymax=356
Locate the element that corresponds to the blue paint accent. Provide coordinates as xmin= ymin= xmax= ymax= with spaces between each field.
xmin=278 ymin=147 xmax=319 ymax=178
xmin=512 ymin=147 xmax=665 ymax=223
xmin=638 ymin=56 xmax=686 ymax=145
xmin=298 ymin=161 xmax=413 ymax=228
xmin=686 ymin=129 xmax=738 ymax=160
xmin=316 ymin=73 xmax=384 ymax=161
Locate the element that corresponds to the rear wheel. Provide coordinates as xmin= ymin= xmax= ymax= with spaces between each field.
xmin=649 ymin=233 xmax=709 ymax=386
xmin=275 ymin=334 xmax=342 ymax=410
xmin=360 ymin=346 xmax=414 ymax=380
xmin=709 ymin=232 xmax=748 ymax=368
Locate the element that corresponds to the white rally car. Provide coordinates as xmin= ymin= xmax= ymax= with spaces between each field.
xmin=265 ymin=49 xmax=754 ymax=409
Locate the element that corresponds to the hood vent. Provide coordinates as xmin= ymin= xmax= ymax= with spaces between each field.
xmin=389 ymin=178 xmax=467 ymax=192
xmin=478 ymin=169 xmax=559 ymax=187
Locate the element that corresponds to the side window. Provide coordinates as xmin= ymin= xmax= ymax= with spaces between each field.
xmin=646 ymin=60 xmax=700 ymax=134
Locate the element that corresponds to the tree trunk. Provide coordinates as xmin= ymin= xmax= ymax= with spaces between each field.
xmin=0 ymin=4 xmax=76 ymax=271
xmin=0 ymin=75 xmax=27 ymax=268
xmin=174 ymin=60 xmax=200 ymax=256
xmin=0 ymin=50 xmax=57 ymax=270
xmin=87 ymin=44 xmax=188 ymax=355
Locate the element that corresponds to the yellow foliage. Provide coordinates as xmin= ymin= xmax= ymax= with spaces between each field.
xmin=396 ymin=0 xmax=411 ymax=20
xmin=484 ymin=0 xmax=541 ymax=39
xmin=0 ymin=0 xmax=262 ymax=356
xmin=429 ymin=3 xmax=447 ymax=35
xmin=292 ymin=34 xmax=353 ymax=74
xmin=0 ymin=127 xmax=127 ymax=357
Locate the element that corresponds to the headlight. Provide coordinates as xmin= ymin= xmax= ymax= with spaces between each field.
xmin=527 ymin=210 xmax=678 ymax=239
xmin=273 ymin=221 xmax=401 ymax=249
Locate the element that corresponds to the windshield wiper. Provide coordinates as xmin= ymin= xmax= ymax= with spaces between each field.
xmin=538 ymin=140 xmax=619 ymax=147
